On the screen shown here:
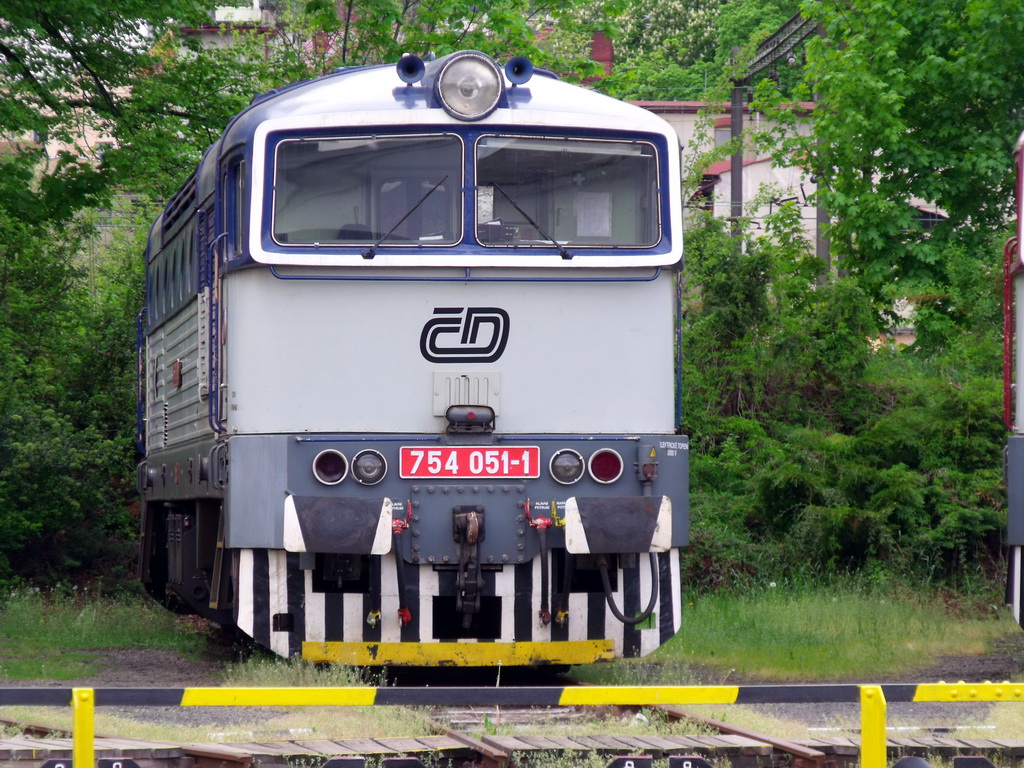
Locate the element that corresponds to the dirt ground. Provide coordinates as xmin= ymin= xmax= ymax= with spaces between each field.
xmin=4 ymin=627 xmax=1024 ymax=689
xmin=904 ymin=632 xmax=1024 ymax=683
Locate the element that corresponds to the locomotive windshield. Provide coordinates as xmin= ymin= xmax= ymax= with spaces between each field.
xmin=269 ymin=133 xmax=662 ymax=253
xmin=475 ymin=136 xmax=660 ymax=248
xmin=272 ymin=134 xmax=462 ymax=246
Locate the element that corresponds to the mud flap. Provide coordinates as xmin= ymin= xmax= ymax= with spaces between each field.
xmin=563 ymin=496 xmax=671 ymax=554
xmin=283 ymin=495 xmax=392 ymax=554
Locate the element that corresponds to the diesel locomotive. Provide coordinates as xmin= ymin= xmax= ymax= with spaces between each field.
xmin=136 ymin=50 xmax=689 ymax=666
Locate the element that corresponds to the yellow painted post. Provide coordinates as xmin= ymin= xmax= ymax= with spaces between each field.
xmin=72 ymin=688 xmax=95 ymax=768
xmin=860 ymin=685 xmax=887 ymax=768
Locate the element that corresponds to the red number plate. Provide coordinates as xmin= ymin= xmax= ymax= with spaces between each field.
xmin=399 ymin=446 xmax=541 ymax=479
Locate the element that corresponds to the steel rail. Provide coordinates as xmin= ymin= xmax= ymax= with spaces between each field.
xmin=426 ymin=717 xmax=510 ymax=768
xmin=654 ymin=704 xmax=826 ymax=767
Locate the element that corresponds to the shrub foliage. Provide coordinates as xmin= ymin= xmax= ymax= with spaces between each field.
xmin=679 ymin=208 xmax=1007 ymax=596
xmin=0 ymin=204 xmax=146 ymax=585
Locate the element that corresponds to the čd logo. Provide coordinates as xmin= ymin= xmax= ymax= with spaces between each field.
xmin=420 ymin=307 xmax=510 ymax=363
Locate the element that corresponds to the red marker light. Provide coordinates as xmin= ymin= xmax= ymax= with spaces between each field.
xmin=589 ymin=449 xmax=624 ymax=484
xmin=312 ymin=449 xmax=349 ymax=485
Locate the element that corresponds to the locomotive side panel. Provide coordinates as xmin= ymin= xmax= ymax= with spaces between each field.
xmin=147 ymin=299 xmax=206 ymax=449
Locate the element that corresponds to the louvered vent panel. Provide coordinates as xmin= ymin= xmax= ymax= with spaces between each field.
xmin=432 ymin=373 xmax=501 ymax=416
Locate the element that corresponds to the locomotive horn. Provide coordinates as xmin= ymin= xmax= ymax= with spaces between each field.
xmin=505 ymin=56 xmax=534 ymax=85
xmin=396 ymin=53 xmax=425 ymax=84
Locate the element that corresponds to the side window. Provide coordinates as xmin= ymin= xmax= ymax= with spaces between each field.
xmin=220 ymin=160 xmax=247 ymax=257
xmin=173 ymin=242 xmax=182 ymax=307
xmin=233 ymin=160 xmax=247 ymax=255
xmin=162 ymin=256 xmax=170 ymax=316
xmin=152 ymin=260 xmax=163 ymax=323
xmin=146 ymin=264 xmax=154 ymax=321
xmin=185 ymin=226 xmax=195 ymax=294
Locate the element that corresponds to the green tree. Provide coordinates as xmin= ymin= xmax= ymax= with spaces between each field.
xmin=0 ymin=200 xmax=151 ymax=582
xmin=715 ymin=0 xmax=799 ymax=66
xmin=0 ymin=0 xmax=217 ymax=219
xmin=598 ymin=0 xmax=800 ymax=105
xmin=267 ymin=0 xmax=614 ymax=75
xmin=0 ymin=0 xmax=619 ymax=585
xmin=617 ymin=0 xmax=721 ymax=66
xmin=599 ymin=53 xmax=721 ymax=101
xmin=1 ymin=1 xmax=614 ymax=214
xmin=754 ymin=0 xmax=1024 ymax=305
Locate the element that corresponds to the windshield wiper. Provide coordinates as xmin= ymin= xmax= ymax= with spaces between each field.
xmin=362 ymin=175 xmax=449 ymax=260
xmin=489 ymin=181 xmax=573 ymax=260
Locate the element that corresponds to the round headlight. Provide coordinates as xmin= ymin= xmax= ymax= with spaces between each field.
xmin=352 ymin=450 xmax=387 ymax=486
xmin=436 ymin=53 xmax=502 ymax=121
xmin=312 ymin=449 xmax=348 ymax=485
xmin=550 ymin=449 xmax=585 ymax=485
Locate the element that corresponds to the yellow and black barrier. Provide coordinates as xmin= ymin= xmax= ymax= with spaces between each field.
xmin=3 ymin=682 xmax=1023 ymax=768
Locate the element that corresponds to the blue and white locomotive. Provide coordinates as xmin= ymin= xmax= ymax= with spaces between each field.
xmin=137 ymin=50 xmax=689 ymax=666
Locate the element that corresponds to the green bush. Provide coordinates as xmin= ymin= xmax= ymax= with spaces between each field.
xmin=679 ymin=208 xmax=1006 ymax=600
xmin=0 ymin=200 xmax=145 ymax=587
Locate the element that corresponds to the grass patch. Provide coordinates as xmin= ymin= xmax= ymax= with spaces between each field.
xmin=655 ymin=585 xmax=1018 ymax=681
xmin=0 ymin=589 xmax=209 ymax=679
xmin=570 ymin=584 xmax=1024 ymax=740
xmin=0 ymin=701 xmax=437 ymax=744
xmin=208 ymin=655 xmax=432 ymax=741
xmin=221 ymin=654 xmax=374 ymax=688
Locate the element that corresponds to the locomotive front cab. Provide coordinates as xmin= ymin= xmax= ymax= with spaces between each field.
xmin=139 ymin=50 xmax=689 ymax=666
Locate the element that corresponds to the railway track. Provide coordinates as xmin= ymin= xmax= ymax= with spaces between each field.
xmin=0 ymin=716 xmax=71 ymax=739
xmin=558 ymin=674 xmax=828 ymax=767
xmin=0 ymin=696 xmax=821 ymax=768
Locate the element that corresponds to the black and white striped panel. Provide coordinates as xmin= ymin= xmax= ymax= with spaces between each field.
xmin=235 ymin=549 xmax=306 ymax=657
xmin=449 ymin=548 xmax=677 ymax=655
xmin=236 ymin=547 xmax=682 ymax=658
xmin=303 ymin=551 xmax=403 ymax=645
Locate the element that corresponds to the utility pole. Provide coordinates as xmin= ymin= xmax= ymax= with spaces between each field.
xmin=730 ymin=14 xmax=828 ymax=271
xmin=730 ymin=48 xmax=744 ymax=238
